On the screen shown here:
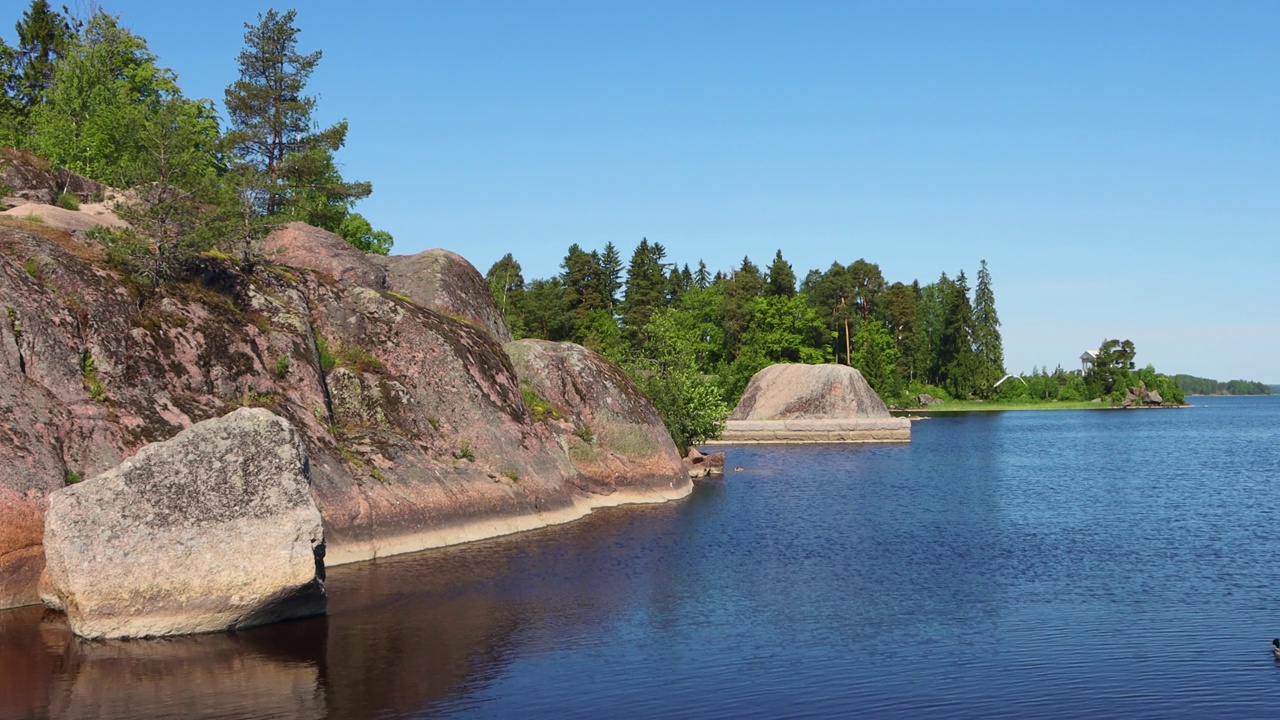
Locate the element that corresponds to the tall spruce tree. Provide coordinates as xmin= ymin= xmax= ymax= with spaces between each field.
xmin=971 ymin=259 xmax=1004 ymax=397
xmin=621 ymin=238 xmax=668 ymax=339
xmin=224 ymin=9 xmax=372 ymax=235
xmin=765 ymin=249 xmax=796 ymax=297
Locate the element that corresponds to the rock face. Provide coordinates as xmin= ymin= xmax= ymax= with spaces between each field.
xmin=263 ymin=222 xmax=387 ymax=290
xmin=0 ymin=218 xmax=687 ymax=610
xmin=40 ymin=407 xmax=326 ymax=639
xmin=683 ymin=447 xmax=725 ymax=479
xmin=372 ymin=249 xmax=513 ymax=343
xmin=0 ymin=149 xmax=109 ymax=207
xmin=505 ymin=339 xmax=688 ymax=497
xmin=713 ymin=364 xmax=910 ymax=444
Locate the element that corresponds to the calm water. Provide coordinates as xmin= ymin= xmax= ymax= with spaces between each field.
xmin=4 ymin=396 xmax=1280 ymax=719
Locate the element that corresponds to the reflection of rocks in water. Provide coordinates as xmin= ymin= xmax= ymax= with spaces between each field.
xmin=321 ymin=501 xmax=685 ymax=719
xmin=0 ymin=606 xmax=70 ymax=720
xmin=0 ymin=499 xmax=690 ymax=719
xmin=48 ymin=618 xmax=328 ymax=720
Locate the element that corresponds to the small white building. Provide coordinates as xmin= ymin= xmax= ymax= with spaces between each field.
xmin=1080 ymin=349 xmax=1099 ymax=375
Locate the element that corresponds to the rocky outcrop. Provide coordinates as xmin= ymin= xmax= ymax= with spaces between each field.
xmin=1 ymin=202 xmax=126 ymax=233
xmin=372 ymin=249 xmax=513 ymax=343
xmin=40 ymin=408 xmax=326 ymax=639
xmin=263 ymin=222 xmax=387 ymax=290
xmin=505 ymin=339 xmax=689 ymax=497
xmin=0 ymin=219 xmax=687 ymax=610
xmin=683 ymin=447 xmax=725 ymax=479
xmin=712 ymin=364 xmax=910 ymax=444
xmin=1121 ymin=381 xmax=1167 ymax=408
xmin=0 ymin=149 xmax=109 ymax=207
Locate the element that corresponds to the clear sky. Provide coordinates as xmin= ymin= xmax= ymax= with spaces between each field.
xmin=27 ymin=1 xmax=1280 ymax=381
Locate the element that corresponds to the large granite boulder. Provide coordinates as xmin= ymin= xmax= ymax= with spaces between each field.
xmin=372 ymin=249 xmax=513 ymax=343
xmin=262 ymin=221 xmax=387 ymax=290
xmin=731 ymin=363 xmax=891 ymax=420
xmin=40 ymin=407 xmax=326 ymax=638
xmin=505 ymin=339 xmax=689 ymax=497
xmin=715 ymin=364 xmax=910 ymax=444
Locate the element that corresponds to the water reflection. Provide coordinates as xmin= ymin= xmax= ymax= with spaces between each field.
xmin=0 ymin=500 xmax=687 ymax=720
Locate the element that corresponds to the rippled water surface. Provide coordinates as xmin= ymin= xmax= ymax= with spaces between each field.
xmin=5 ymin=396 xmax=1280 ymax=719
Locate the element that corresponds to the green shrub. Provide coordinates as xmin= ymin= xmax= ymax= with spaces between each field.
xmin=454 ymin=440 xmax=475 ymax=461
xmin=573 ymin=423 xmax=594 ymax=443
xmin=55 ymin=192 xmax=79 ymax=210
xmin=274 ymin=354 xmax=291 ymax=379
xmin=65 ymin=470 xmax=82 ymax=485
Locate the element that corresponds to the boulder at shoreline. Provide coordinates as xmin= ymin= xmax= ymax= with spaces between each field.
xmin=711 ymin=364 xmax=910 ymax=444
xmin=40 ymin=408 xmax=327 ymax=639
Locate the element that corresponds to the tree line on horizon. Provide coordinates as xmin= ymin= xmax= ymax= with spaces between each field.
xmin=0 ymin=2 xmax=390 ymax=287
xmin=1172 ymin=375 xmax=1272 ymax=396
xmin=485 ymin=241 xmax=1006 ymax=446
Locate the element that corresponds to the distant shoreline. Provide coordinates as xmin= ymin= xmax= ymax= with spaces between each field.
xmin=892 ymin=401 xmax=1190 ymax=415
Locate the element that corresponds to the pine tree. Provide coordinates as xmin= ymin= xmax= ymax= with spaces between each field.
xmin=971 ymin=259 xmax=1004 ymax=397
xmin=224 ymin=10 xmax=371 ymax=230
xmin=765 ymin=249 xmax=796 ymax=297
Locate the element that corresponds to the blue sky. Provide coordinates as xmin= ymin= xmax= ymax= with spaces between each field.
xmin=28 ymin=1 xmax=1280 ymax=380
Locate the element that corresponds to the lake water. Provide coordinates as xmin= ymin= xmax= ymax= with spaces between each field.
xmin=4 ymin=395 xmax=1280 ymax=719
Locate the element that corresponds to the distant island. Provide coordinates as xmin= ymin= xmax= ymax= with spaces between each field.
xmin=1173 ymin=375 xmax=1273 ymax=396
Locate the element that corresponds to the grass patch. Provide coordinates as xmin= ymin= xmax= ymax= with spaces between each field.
xmin=65 ymin=470 xmax=82 ymax=485
xmin=274 ymin=354 xmax=291 ymax=379
xmin=454 ymin=440 xmax=475 ymax=461
xmin=55 ymin=192 xmax=79 ymax=211
xmin=573 ymin=423 xmax=594 ymax=443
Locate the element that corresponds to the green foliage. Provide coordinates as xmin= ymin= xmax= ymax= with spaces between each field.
xmin=850 ymin=319 xmax=900 ymax=399
xmin=725 ymin=294 xmax=833 ymax=401
xmin=54 ymin=190 xmax=77 ymax=209
xmin=1085 ymin=338 xmax=1136 ymax=397
xmin=521 ymin=382 xmax=561 ymax=422
xmin=274 ymin=354 xmax=291 ymax=379
xmin=485 ymin=253 xmax=526 ymax=336
xmin=572 ymin=423 xmax=594 ymax=443
xmin=26 ymin=11 xmax=217 ymax=188
xmin=454 ymin=440 xmax=475 ymax=462
xmin=65 ymin=469 xmax=81 ymax=484
xmin=336 ymin=212 xmax=393 ymax=254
